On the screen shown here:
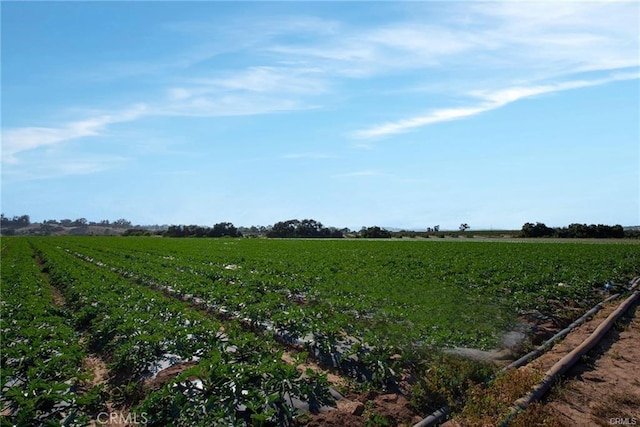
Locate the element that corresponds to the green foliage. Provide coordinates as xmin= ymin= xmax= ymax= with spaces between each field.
xmin=0 ymin=238 xmax=93 ymax=424
xmin=364 ymin=406 xmax=390 ymax=427
xmin=138 ymin=350 xmax=333 ymax=426
xmin=6 ymin=235 xmax=638 ymax=425
xmin=163 ymin=222 xmax=242 ymax=238
xmin=521 ymin=222 xmax=555 ymax=238
xmin=266 ymin=218 xmax=341 ymax=238
xmin=8 ymin=237 xmax=337 ymax=426
xmin=122 ymin=228 xmax=151 ymax=236
xmin=359 ymin=226 xmax=392 ymax=238
xmin=27 ymin=236 xmax=640 ymax=381
xmin=521 ymin=222 xmax=628 ymax=238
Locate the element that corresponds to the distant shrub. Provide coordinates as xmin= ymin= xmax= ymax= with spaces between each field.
xmin=123 ymin=228 xmax=151 ymax=236
xmin=359 ymin=226 xmax=392 ymax=238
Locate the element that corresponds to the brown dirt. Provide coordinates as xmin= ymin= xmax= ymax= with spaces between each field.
xmin=443 ymin=291 xmax=640 ymax=427
xmin=82 ymin=355 xmax=132 ymax=427
xmin=303 ymin=392 xmax=423 ymax=427
xmin=50 ymin=286 xmax=66 ymax=307
xmin=281 ymin=352 xmax=348 ymax=389
xmin=537 ymin=297 xmax=640 ymax=426
xmin=527 ymin=299 xmax=626 ymax=372
xmin=281 ymin=351 xmax=424 ymax=425
xmin=34 ymin=255 xmax=67 ymax=307
xmin=83 ymin=355 xmax=110 ymax=388
xmin=142 ymin=360 xmax=199 ymax=392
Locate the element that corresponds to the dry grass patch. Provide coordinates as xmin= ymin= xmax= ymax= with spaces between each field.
xmin=455 ymin=367 xmax=543 ymax=425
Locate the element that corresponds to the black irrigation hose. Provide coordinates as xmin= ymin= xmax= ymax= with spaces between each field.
xmin=412 ymin=405 xmax=451 ymax=427
xmin=502 ymin=292 xmax=622 ymax=372
xmin=504 ymin=277 xmax=640 ymax=372
xmin=412 ymin=277 xmax=640 ymax=427
xmin=499 ymin=284 xmax=640 ymax=426
xmin=63 ymin=247 xmax=383 ymax=386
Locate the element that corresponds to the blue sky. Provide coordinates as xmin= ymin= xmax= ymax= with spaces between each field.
xmin=2 ymin=1 xmax=639 ymax=230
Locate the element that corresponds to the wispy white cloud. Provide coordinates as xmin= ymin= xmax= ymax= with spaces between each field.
xmin=352 ymin=106 xmax=489 ymax=140
xmin=2 ymin=66 xmax=323 ymax=167
xmin=181 ymin=66 xmax=327 ymax=96
xmin=471 ymin=71 xmax=640 ymax=105
xmin=2 ymin=105 xmax=147 ymax=164
xmin=158 ymin=65 xmax=327 ymax=117
xmin=4 ymin=1 xmax=638 ymax=167
xmin=3 ymin=155 xmax=129 ymax=182
xmin=457 ymin=1 xmax=639 ymax=74
xmin=155 ymin=94 xmax=308 ymax=118
xmin=264 ymin=2 xmax=638 ymax=79
xmin=2 ymin=66 xmax=322 ymax=165
xmin=352 ymin=72 xmax=640 ymax=140
xmin=257 ymin=2 xmax=640 ymax=144
xmin=1 ymin=15 xmax=339 ymax=165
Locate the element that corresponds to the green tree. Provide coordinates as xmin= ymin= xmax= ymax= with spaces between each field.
xmin=360 ymin=226 xmax=391 ymax=238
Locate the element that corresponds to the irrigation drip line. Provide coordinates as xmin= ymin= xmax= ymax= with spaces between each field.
xmin=499 ymin=281 xmax=639 ymax=426
xmin=62 ymin=247 xmax=379 ymax=386
xmin=502 ymin=292 xmax=622 ymax=372
xmin=51 ymin=246 xmax=640 ymax=425
xmin=412 ymin=405 xmax=451 ymax=427
xmin=48 ymin=247 xmax=358 ymax=416
xmin=412 ymin=276 xmax=640 ymax=427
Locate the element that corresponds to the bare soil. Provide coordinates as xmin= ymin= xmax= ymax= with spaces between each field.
xmin=142 ymin=360 xmax=199 ymax=392
xmin=442 ymin=291 xmax=640 ymax=427
xmin=537 ymin=297 xmax=640 ymax=426
xmin=35 ymin=255 xmax=67 ymax=307
xmin=300 ymin=296 xmax=640 ymax=426
xmin=50 ymin=286 xmax=66 ymax=307
xmin=302 ymin=391 xmax=423 ymax=427
xmin=84 ymin=355 xmax=110 ymax=389
xmin=82 ymin=354 xmax=137 ymax=427
xmin=281 ymin=352 xmax=348 ymax=389
xmin=281 ymin=350 xmax=424 ymax=425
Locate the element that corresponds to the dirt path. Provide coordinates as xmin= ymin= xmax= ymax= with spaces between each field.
xmin=34 ymin=254 xmax=67 ymax=307
xmin=537 ymin=297 xmax=640 ymax=426
xmin=82 ymin=355 xmax=121 ymax=427
xmin=443 ymin=291 xmax=640 ymax=427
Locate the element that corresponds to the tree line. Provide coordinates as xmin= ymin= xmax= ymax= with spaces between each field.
xmin=520 ymin=222 xmax=633 ymax=238
xmin=0 ymin=215 xmax=134 ymax=229
xmin=0 ymin=215 xmax=134 ymax=236
xmin=162 ymin=222 xmax=242 ymax=238
xmin=3 ymin=213 xmax=637 ymax=239
xmin=161 ymin=220 xmax=399 ymax=239
xmin=265 ymin=219 xmax=344 ymax=238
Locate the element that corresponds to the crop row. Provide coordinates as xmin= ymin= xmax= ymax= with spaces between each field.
xmin=35 ymin=239 xmax=409 ymax=388
xmin=42 ymin=237 xmax=640 ymax=348
xmin=26 ymin=236 xmax=640 ymax=401
xmin=8 ymin=238 xmax=334 ymax=426
xmin=1 ymin=238 xmax=90 ymax=425
xmin=5 ymin=236 xmax=638 ymax=425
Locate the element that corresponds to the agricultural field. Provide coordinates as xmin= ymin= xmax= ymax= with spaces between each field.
xmin=2 ymin=236 xmax=639 ymax=426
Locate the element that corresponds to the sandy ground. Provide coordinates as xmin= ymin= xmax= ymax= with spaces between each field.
xmin=441 ymin=291 xmax=640 ymax=427
xmin=538 ymin=297 xmax=640 ymax=426
xmin=301 ymin=391 xmax=423 ymax=427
